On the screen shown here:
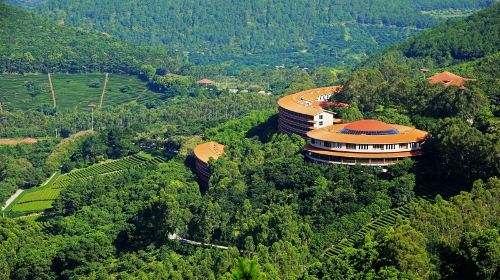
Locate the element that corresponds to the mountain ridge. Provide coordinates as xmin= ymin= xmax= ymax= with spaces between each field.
xmin=5 ymin=0 xmax=495 ymax=68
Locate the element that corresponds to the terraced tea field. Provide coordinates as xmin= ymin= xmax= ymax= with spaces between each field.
xmin=5 ymin=153 xmax=165 ymax=216
xmin=0 ymin=73 xmax=162 ymax=111
xmin=323 ymin=200 xmax=424 ymax=257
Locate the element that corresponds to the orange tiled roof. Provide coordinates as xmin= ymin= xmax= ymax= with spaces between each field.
xmin=197 ymin=78 xmax=215 ymax=84
xmin=427 ymin=71 xmax=475 ymax=87
xmin=304 ymin=144 xmax=424 ymax=158
xmin=344 ymin=119 xmax=395 ymax=132
xmin=307 ymin=122 xmax=429 ymax=144
xmin=193 ymin=141 xmax=225 ymax=163
xmin=277 ymin=86 xmax=343 ymax=116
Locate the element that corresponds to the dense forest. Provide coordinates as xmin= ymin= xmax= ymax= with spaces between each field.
xmin=0 ymin=2 xmax=498 ymax=280
xmin=359 ymin=2 xmax=500 ymax=70
xmin=0 ymin=3 xmax=173 ymax=74
xmin=5 ymin=0 xmax=495 ymax=68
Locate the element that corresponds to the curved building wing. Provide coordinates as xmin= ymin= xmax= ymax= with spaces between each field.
xmin=193 ymin=141 xmax=225 ymax=184
xmin=304 ymin=119 xmax=429 ymax=166
xmin=277 ymin=86 xmax=346 ymax=138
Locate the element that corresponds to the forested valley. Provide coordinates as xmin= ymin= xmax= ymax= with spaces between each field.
xmin=0 ymin=1 xmax=499 ymax=279
xmin=4 ymin=0 xmax=496 ymax=68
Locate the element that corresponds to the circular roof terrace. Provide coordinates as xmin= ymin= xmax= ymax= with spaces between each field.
xmin=340 ymin=119 xmax=399 ymax=135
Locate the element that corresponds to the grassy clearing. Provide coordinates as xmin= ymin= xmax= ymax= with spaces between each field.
xmin=421 ymin=9 xmax=476 ymax=19
xmin=5 ymin=153 xmax=165 ymax=216
xmin=0 ymin=73 xmax=161 ymax=111
xmin=0 ymin=138 xmax=28 ymax=145
xmin=0 ymin=138 xmax=43 ymax=145
xmin=16 ymin=213 xmax=43 ymax=222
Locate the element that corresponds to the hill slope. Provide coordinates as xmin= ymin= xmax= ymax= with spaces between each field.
xmin=393 ymin=2 xmax=500 ymax=67
xmin=0 ymin=3 xmax=169 ymax=74
xmin=8 ymin=0 xmax=495 ymax=68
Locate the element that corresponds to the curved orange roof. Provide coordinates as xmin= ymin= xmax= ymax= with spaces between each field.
xmin=344 ymin=119 xmax=395 ymax=132
xmin=305 ymin=144 xmax=424 ymax=158
xmin=277 ymin=86 xmax=343 ymax=116
xmin=307 ymin=122 xmax=428 ymax=144
xmin=193 ymin=141 xmax=225 ymax=163
xmin=21 ymin=138 xmax=38 ymax=143
xmin=197 ymin=78 xmax=215 ymax=84
xmin=428 ymin=71 xmax=475 ymax=87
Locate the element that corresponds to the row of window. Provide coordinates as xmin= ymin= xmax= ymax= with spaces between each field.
xmin=280 ymin=114 xmax=312 ymax=129
xmin=280 ymin=108 xmax=332 ymax=128
xmin=279 ymin=107 xmax=313 ymax=121
xmin=307 ymin=152 xmax=400 ymax=164
xmin=323 ymin=141 xmax=342 ymax=148
xmin=280 ymin=119 xmax=311 ymax=133
xmin=310 ymin=139 xmax=420 ymax=150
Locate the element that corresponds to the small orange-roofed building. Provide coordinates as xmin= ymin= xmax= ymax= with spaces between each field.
xmin=197 ymin=78 xmax=215 ymax=85
xmin=193 ymin=141 xmax=225 ymax=184
xmin=21 ymin=138 xmax=38 ymax=144
xmin=277 ymin=86 xmax=348 ymax=138
xmin=304 ymin=119 xmax=429 ymax=166
xmin=428 ymin=71 xmax=475 ymax=87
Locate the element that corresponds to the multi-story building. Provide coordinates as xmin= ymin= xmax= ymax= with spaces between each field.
xmin=277 ymin=86 xmax=346 ymax=138
xmin=304 ymin=119 xmax=429 ymax=166
xmin=193 ymin=141 xmax=225 ymax=184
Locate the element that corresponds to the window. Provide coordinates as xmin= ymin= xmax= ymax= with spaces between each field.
xmin=319 ymin=121 xmax=323 ymax=126
xmin=346 ymin=144 xmax=357 ymax=150
xmin=373 ymin=144 xmax=384 ymax=150
xmin=358 ymin=144 xmax=369 ymax=150
xmin=310 ymin=138 xmax=316 ymax=144
xmin=385 ymin=144 xmax=396 ymax=150
xmin=399 ymin=143 xmax=408 ymax=149
xmin=319 ymin=115 xmax=323 ymax=120
xmin=326 ymin=142 xmax=342 ymax=149
xmin=410 ymin=142 xmax=418 ymax=149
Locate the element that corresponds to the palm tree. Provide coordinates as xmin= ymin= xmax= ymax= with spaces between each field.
xmin=232 ymin=258 xmax=261 ymax=280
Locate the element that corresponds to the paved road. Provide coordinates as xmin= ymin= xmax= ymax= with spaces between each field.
xmin=1 ymin=172 xmax=60 ymax=211
xmin=2 ymin=189 xmax=24 ymax=210
xmin=168 ymin=233 xmax=230 ymax=250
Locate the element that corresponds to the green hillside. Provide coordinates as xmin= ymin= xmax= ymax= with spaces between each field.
xmin=10 ymin=0 xmax=495 ymax=68
xmin=382 ymin=2 xmax=500 ymax=68
xmin=0 ymin=3 xmax=170 ymax=74
xmin=0 ymin=73 xmax=161 ymax=111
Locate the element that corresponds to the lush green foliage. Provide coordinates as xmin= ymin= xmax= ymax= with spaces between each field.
xmin=205 ymin=109 xmax=278 ymax=144
xmin=398 ymin=3 xmax=500 ymax=67
xmin=6 ymin=154 xmax=164 ymax=215
xmin=0 ymin=3 xmax=170 ymax=74
xmin=0 ymin=2 xmax=498 ymax=279
xmin=0 ymin=140 xmax=56 ymax=204
xmin=0 ymin=93 xmax=276 ymax=138
xmin=325 ymin=178 xmax=499 ymax=279
xmin=19 ymin=0 xmax=494 ymax=68
xmin=1 ymin=111 xmax=497 ymax=278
